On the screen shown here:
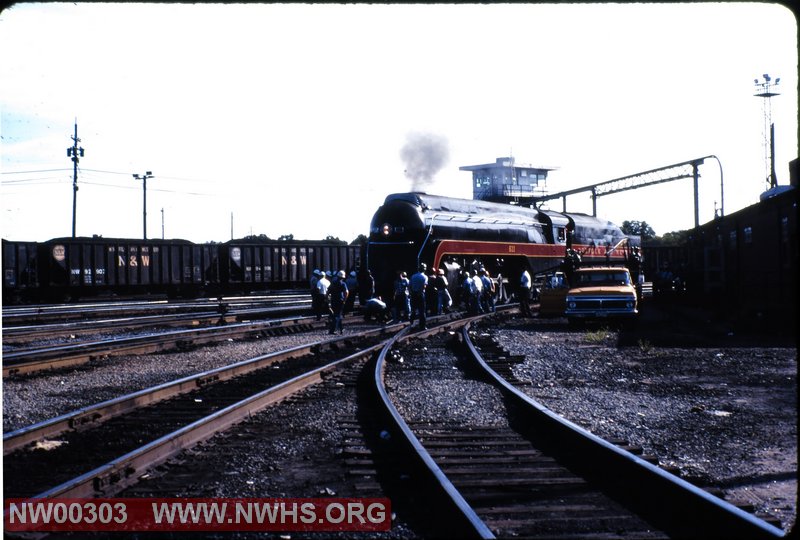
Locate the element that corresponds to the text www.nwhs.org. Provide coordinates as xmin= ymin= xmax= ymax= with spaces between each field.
xmin=4 ymin=498 xmax=392 ymax=532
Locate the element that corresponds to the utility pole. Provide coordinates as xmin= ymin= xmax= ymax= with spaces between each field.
xmin=67 ymin=120 xmax=85 ymax=237
xmin=133 ymin=171 xmax=154 ymax=239
xmin=161 ymin=207 xmax=165 ymax=239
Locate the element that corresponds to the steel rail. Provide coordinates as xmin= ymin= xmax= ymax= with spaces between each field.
xmin=2 ymin=311 xmax=235 ymax=340
xmin=2 ymin=315 xmax=320 ymax=377
xmin=11 ymin=340 xmax=390 ymax=501
xmin=373 ymin=315 xmax=497 ymax=540
xmin=4 ymin=324 xmax=403 ymax=454
xmin=2 ymin=302 xmax=315 ymax=342
xmin=2 ymin=293 xmax=310 ymax=326
xmin=460 ymin=323 xmax=785 ymax=540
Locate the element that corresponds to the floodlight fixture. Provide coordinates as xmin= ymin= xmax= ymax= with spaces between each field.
xmin=134 ymin=171 xmax=155 ymax=239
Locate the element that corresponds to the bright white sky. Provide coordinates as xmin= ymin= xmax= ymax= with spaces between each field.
xmin=1 ymin=2 xmax=797 ymax=243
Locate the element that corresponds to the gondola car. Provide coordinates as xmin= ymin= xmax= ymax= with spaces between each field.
xmin=366 ymin=192 xmax=633 ymax=301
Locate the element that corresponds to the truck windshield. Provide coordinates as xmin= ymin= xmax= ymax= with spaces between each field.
xmin=575 ymin=271 xmax=630 ymax=286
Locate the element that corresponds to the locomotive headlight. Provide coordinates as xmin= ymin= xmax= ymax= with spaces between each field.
xmin=381 ymin=223 xmax=391 ymax=236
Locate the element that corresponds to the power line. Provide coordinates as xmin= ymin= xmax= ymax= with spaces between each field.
xmin=80 ymin=168 xmax=132 ymax=175
xmin=1 ymin=168 xmax=72 ymax=175
xmin=1 ymin=177 xmax=68 ymax=185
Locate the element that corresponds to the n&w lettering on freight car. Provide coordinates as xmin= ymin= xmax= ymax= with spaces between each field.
xmin=2 ymin=237 xmax=362 ymax=303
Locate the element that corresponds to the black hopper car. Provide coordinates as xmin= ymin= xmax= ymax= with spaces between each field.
xmin=642 ymin=183 xmax=798 ymax=332
xmin=366 ymin=192 xmax=640 ymax=302
xmin=2 ymin=237 xmax=361 ymax=304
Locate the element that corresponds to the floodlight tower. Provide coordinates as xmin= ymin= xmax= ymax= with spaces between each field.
xmin=754 ymin=73 xmax=780 ymax=189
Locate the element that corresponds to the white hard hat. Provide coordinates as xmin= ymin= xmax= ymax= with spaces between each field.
xmin=338 ymin=270 xmax=346 ymax=278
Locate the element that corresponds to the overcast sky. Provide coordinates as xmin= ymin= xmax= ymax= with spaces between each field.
xmin=1 ymin=2 xmax=797 ymax=243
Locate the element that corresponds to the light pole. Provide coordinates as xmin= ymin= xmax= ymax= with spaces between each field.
xmin=67 ymin=121 xmax=85 ymax=237
xmin=133 ymin=171 xmax=154 ymax=239
xmin=754 ymin=74 xmax=780 ymax=189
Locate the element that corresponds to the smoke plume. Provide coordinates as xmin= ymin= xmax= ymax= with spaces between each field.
xmin=400 ymin=131 xmax=450 ymax=192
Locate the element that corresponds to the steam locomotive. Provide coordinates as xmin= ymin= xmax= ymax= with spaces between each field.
xmin=366 ymin=192 xmax=636 ymax=300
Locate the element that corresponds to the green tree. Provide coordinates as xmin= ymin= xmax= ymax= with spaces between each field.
xmin=655 ymin=229 xmax=690 ymax=246
xmin=351 ymin=234 xmax=368 ymax=246
xmin=323 ymin=235 xmax=347 ymax=245
xmin=621 ymin=220 xmax=656 ymax=241
xmin=243 ymin=234 xmax=272 ymax=241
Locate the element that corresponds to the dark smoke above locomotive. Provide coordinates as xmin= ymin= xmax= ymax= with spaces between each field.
xmin=366 ymin=192 xmax=632 ymax=299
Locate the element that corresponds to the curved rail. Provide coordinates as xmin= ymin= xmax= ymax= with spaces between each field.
xmin=460 ymin=323 xmax=785 ymax=539
xmin=372 ymin=317 xmax=496 ymax=540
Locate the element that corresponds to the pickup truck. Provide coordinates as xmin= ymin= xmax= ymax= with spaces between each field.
xmin=564 ymin=266 xmax=638 ymax=324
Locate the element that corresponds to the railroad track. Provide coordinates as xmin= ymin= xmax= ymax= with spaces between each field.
xmin=6 ymin=306 xmax=783 ymax=537
xmin=3 ymin=326 xmax=401 ymax=500
xmin=2 ymin=313 xmax=486 ymax=538
xmin=2 ymin=315 xmax=323 ymax=378
xmin=374 ymin=320 xmax=786 ymax=539
xmin=1 ymin=292 xmax=310 ymax=327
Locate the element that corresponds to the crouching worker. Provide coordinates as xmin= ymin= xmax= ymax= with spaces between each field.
xmin=363 ymin=296 xmax=389 ymax=323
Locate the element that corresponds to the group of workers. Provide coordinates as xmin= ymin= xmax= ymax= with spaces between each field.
xmin=310 ymin=263 xmax=534 ymax=334
xmin=391 ymin=264 xmax=499 ymax=330
xmin=310 ymin=268 xmax=376 ymax=334
xmin=390 ymin=263 xmax=457 ymax=329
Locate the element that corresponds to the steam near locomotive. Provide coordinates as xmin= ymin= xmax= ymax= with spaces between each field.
xmin=4 ymin=192 xmax=635 ymax=305
xmin=367 ymin=192 xmax=636 ymax=300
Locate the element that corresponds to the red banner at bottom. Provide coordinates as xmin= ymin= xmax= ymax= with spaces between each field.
xmin=4 ymin=498 xmax=392 ymax=532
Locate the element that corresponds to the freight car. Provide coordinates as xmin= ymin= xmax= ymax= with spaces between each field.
xmin=687 ymin=184 xmax=797 ymax=331
xmin=6 ymin=237 xmax=220 ymax=303
xmin=366 ymin=192 xmax=636 ymax=302
xmin=2 ymin=240 xmax=39 ymax=305
xmin=2 ymin=237 xmax=362 ymax=304
xmin=218 ymin=238 xmax=361 ymax=296
xmin=641 ymin=182 xmax=797 ymax=332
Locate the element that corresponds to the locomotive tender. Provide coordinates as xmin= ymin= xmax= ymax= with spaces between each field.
xmin=367 ymin=192 xmax=634 ymax=301
xmin=2 ymin=236 xmax=361 ymax=304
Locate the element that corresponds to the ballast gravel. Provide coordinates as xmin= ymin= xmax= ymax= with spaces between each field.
xmin=2 ymin=307 xmax=796 ymax=536
xmin=384 ymin=331 xmax=510 ymax=429
xmin=2 ymin=325 xmax=369 ymax=432
xmin=480 ymin=313 xmax=797 ymax=534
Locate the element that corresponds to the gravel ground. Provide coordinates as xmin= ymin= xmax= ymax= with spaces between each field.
xmin=2 ymin=322 xmax=375 ymax=432
xmin=3 ymin=308 xmax=796 ymax=537
xmin=114 ymin=361 xmax=419 ymax=540
xmin=385 ymin=332 xmax=510 ymax=429
xmin=480 ymin=312 xmax=797 ymax=534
